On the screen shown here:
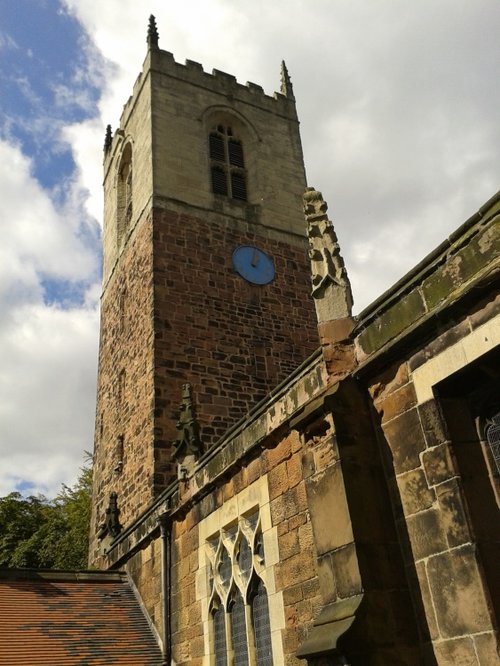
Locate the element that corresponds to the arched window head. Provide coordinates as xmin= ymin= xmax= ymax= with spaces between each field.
xmin=209 ymin=125 xmax=247 ymax=201
xmin=117 ymin=143 xmax=133 ymax=244
xmin=485 ymin=412 xmax=500 ymax=475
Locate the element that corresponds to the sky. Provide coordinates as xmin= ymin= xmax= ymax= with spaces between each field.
xmin=1 ymin=0 xmax=499 ymax=498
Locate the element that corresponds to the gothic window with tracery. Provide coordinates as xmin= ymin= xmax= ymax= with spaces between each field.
xmin=206 ymin=510 xmax=273 ymax=665
xmin=485 ymin=412 xmax=500 ymax=475
xmin=209 ymin=125 xmax=247 ymax=201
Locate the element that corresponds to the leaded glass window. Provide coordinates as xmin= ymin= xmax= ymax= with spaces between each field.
xmin=485 ymin=413 xmax=500 ymax=475
xmin=207 ymin=509 xmax=273 ymax=665
xmin=213 ymin=602 xmax=228 ymax=666
xmin=208 ymin=125 xmax=247 ymax=201
xmin=251 ymin=579 xmax=273 ymax=666
xmin=231 ymin=591 xmax=249 ymax=666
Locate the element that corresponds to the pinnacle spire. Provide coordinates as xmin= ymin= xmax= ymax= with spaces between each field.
xmin=280 ymin=60 xmax=295 ymax=100
xmin=147 ymin=15 xmax=159 ymax=50
xmin=103 ymin=124 xmax=112 ymax=153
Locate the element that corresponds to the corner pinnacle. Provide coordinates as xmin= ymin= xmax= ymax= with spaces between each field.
xmin=280 ymin=60 xmax=295 ymax=100
xmin=147 ymin=15 xmax=159 ymax=50
xmin=104 ymin=124 xmax=112 ymax=153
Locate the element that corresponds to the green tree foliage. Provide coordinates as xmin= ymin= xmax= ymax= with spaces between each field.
xmin=0 ymin=458 xmax=92 ymax=569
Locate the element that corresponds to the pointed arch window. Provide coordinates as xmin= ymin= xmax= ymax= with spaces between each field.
xmin=251 ymin=579 xmax=273 ymax=666
xmin=212 ymin=598 xmax=228 ymax=666
xmin=209 ymin=125 xmax=247 ymax=201
xmin=206 ymin=510 xmax=273 ymax=665
xmin=485 ymin=413 xmax=500 ymax=475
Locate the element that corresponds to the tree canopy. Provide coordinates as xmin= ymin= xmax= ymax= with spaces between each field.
xmin=0 ymin=459 xmax=92 ymax=569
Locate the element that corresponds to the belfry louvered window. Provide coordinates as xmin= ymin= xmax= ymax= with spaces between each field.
xmin=206 ymin=510 xmax=273 ymax=665
xmin=209 ymin=125 xmax=247 ymax=201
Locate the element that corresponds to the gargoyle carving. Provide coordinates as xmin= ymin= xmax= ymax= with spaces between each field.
xmin=172 ymin=383 xmax=203 ymax=463
xmin=97 ymin=491 xmax=122 ymax=540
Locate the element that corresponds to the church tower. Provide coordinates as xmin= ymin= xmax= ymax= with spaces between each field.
xmin=90 ymin=17 xmax=318 ymax=561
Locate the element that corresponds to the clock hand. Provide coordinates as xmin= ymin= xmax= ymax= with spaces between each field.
xmin=251 ymin=248 xmax=260 ymax=267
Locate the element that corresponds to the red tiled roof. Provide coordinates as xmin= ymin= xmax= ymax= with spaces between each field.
xmin=0 ymin=569 xmax=163 ymax=665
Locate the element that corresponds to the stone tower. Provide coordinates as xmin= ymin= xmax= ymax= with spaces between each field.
xmin=89 ymin=17 xmax=318 ymax=562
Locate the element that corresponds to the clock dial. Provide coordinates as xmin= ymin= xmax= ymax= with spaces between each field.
xmin=232 ymin=246 xmax=275 ymax=285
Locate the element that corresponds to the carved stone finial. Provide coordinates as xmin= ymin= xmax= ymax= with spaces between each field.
xmin=304 ymin=187 xmax=353 ymax=321
xmin=97 ymin=491 xmax=122 ymax=540
xmin=172 ymin=383 xmax=203 ymax=464
xmin=280 ymin=60 xmax=295 ymax=100
xmin=103 ymin=124 xmax=112 ymax=153
xmin=147 ymin=15 xmax=159 ymax=50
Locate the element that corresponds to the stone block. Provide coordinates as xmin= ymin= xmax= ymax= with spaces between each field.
xmin=422 ymin=441 xmax=456 ymax=486
xmin=418 ymin=399 xmax=450 ymax=449
xmin=382 ymin=407 xmax=426 ymax=474
xmin=435 ymin=479 xmax=472 ymax=548
xmin=265 ymin=437 xmax=292 ymax=468
xmin=329 ymin=542 xmax=362 ymax=599
xmin=357 ymin=289 xmax=426 ymax=356
xmin=415 ymin=561 xmax=439 ymax=641
xmin=427 ymin=545 xmax=494 ymax=638
xmin=473 ymin=631 xmax=500 ymax=664
xmin=279 ymin=530 xmax=300 ymax=561
xmin=406 ymin=508 xmax=447 ymax=561
xmin=377 ymin=381 xmax=417 ymax=424
xmin=305 ymin=463 xmax=353 ymax=555
xmin=268 ymin=461 xmax=290 ymax=500
xmin=318 ymin=317 xmax=355 ymax=344
xmin=286 ymin=453 xmax=303 ymax=488
xmin=283 ymin=582 xmax=303 ymax=605
xmin=369 ymin=361 xmax=409 ymax=401
xmin=433 ymin=637 xmax=478 ymax=666
xmin=322 ymin=341 xmax=356 ymax=376
xmin=397 ymin=467 xmax=435 ymax=515
xmin=316 ymin=553 xmax=337 ymax=604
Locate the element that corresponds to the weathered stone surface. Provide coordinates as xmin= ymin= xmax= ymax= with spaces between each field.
xmin=368 ymin=361 xmax=409 ymax=401
xmin=409 ymin=318 xmax=472 ymax=373
xmin=377 ymin=381 xmax=417 ymax=424
xmin=427 ymin=545 xmax=494 ymax=638
xmin=435 ymin=478 xmax=472 ymax=548
xmin=322 ymin=342 xmax=356 ymax=377
xmin=305 ymin=462 xmax=353 ymax=555
xmin=414 ymin=561 xmax=439 ymax=641
xmin=473 ymin=631 xmax=500 ymax=664
xmin=382 ymin=407 xmax=426 ymax=474
xmin=397 ymin=467 xmax=435 ymax=515
xmin=318 ymin=317 xmax=355 ymax=344
xmin=406 ymin=508 xmax=447 ymax=561
xmin=422 ymin=441 xmax=456 ymax=486
xmin=329 ymin=543 xmax=362 ymax=599
xmin=418 ymin=399 xmax=449 ymax=449
xmin=468 ymin=290 xmax=500 ymax=330
xmin=357 ymin=289 xmax=426 ymax=356
xmin=433 ymin=637 xmax=478 ymax=666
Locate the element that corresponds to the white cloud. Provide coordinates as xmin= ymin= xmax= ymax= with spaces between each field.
xmin=0 ymin=139 xmax=99 ymax=497
xmin=2 ymin=0 xmax=499 ymax=496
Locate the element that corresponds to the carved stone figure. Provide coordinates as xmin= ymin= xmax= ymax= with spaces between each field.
xmin=304 ymin=187 xmax=353 ymax=321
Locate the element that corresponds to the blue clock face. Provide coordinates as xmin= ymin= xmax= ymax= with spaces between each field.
xmin=232 ymin=246 xmax=275 ymax=285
